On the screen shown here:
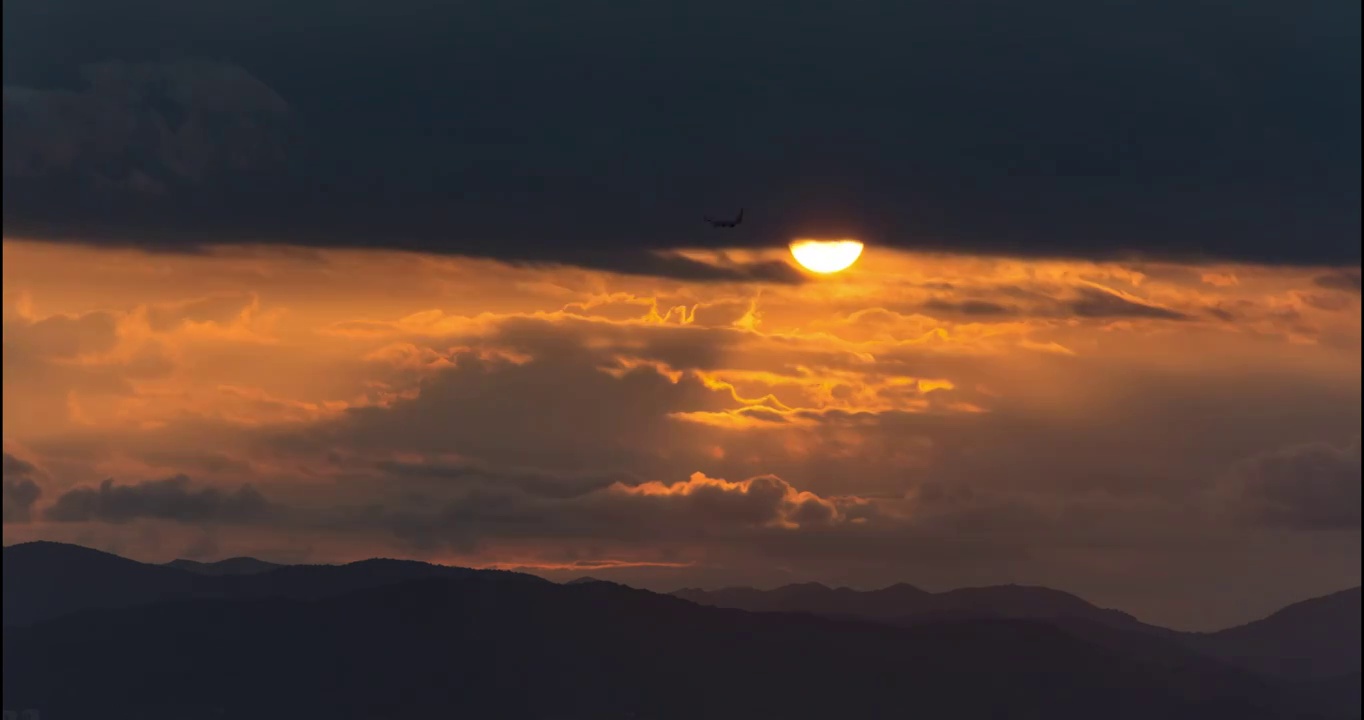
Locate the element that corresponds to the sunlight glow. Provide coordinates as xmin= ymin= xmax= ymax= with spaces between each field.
xmin=789 ymin=239 xmax=865 ymax=274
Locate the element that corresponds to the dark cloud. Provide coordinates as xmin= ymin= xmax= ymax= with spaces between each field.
xmin=3 ymin=0 xmax=1358 ymax=274
xmin=282 ymin=346 xmax=730 ymax=475
xmin=3 ymin=60 xmax=290 ymax=191
xmin=1066 ymin=287 xmax=1190 ymax=320
xmin=2 ymin=453 xmax=44 ymax=523
xmin=1205 ymin=306 xmax=1238 ymax=322
xmin=911 ymin=285 xmax=1200 ymax=322
xmin=373 ymin=458 xmax=629 ymax=500
xmin=1230 ymin=439 xmax=1362 ymax=530
xmin=1314 ymin=270 xmax=1363 ymax=293
xmin=326 ymin=471 xmax=855 ymax=554
xmin=45 ymin=475 xmax=271 ymax=524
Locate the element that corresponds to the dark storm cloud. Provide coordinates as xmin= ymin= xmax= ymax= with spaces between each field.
xmin=3 ymin=0 xmax=1359 ymax=273
xmin=3 ymin=60 xmax=291 ymax=190
xmin=46 ymin=475 xmax=271 ymax=524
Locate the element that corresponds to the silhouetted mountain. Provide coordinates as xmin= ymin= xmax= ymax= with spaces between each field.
xmin=1190 ymin=586 xmax=1362 ymax=680
xmin=3 ymin=574 xmax=1321 ymax=720
xmin=674 ymin=581 xmax=1364 ymax=683
xmin=674 ymin=581 xmax=1152 ymax=631
xmin=166 ymin=556 xmax=282 ymax=576
xmin=6 ymin=542 xmax=1356 ymax=718
xmin=3 ymin=541 xmax=210 ymax=627
xmin=2 ymin=541 xmax=545 ymax=627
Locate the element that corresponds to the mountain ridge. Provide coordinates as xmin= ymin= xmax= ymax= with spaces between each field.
xmin=5 ymin=541 xmax=1357 ymax=695
xmin=3 ymin=571 xmax=1323 ymax=720
xmin=671 ymin=580 xmax=1361 ymax=680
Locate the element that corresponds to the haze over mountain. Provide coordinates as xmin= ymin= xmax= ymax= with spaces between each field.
xmin=3 ymin=542 xmax=1359 ymax=719
xmin=674 ymin=581 xmax=1152 ymax=630
xmin=674 ymin=580 xmax=1363 ymax=681
xmin=1193 ymin=586 xmax=1363 ymax=679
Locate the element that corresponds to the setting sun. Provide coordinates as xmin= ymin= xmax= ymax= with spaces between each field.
xmin=790 ymin=239 xmax=865 ymax=274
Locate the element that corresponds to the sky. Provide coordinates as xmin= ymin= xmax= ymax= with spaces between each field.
xmin=2 ymin=0 xmax=1361 ymax=630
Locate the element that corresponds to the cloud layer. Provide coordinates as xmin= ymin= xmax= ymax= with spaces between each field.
xmin=2 ymin=241 xmax=1359 ymax=629
xmin=3 ymin=0 xmax=1359 ymax=275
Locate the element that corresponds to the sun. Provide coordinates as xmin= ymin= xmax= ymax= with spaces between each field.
xmin=789 ymin=239 xmax=864 ymax=274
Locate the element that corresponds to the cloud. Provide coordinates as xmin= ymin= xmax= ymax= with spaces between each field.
xmin=3 ymin=60 xmax=291 ymax=190
xmin=6 ymin=310 xmax=120 ymax=358
xmin=1314 ymin=270 xmax=1363 ymax=293
xmin=2 ymin=453 xmax=44 ymax=523
xmin=1065 ymin=287 xmax=1190 ymax=321
xmin=283 ymin=343 xmax=736 ymax=474
xmin=316 ymin=469 xmax=872 ymax=556
xmin=144 ymin=293 xmax=262 ymax=332
xmin=921 ymin=299 xmax=1018 ymax=317
xmin=373 ymin=458 xmax=628 ymax=500
xmin=1228 ymin=438 xmax=1362 ymax=530
xmin=3 ymin=1 xmax=1358 ymax=274
xmin=2 ymin=241 xmax=1358 ymax=629
xmin=45 ymin=475 xmax=271 ymax=524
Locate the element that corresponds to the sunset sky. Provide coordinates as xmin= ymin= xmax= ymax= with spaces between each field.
xmin=3 ymin=0 xmax=1360 ymax=631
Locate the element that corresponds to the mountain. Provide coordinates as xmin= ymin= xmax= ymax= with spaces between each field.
xmin=165 ymin=556 xmax=282 ymax=575
xmin=3 ymin=541 xmax=213 ymax=627
xmin=673 ymin=581 xmax=1363 ymax=683
xmin=5 ymin=542 xmax=1356 ymax=718
xmin=2 ymin=574 xmax=1318 ymax=720
xmin=1 ymin=541 xmax=545 ymax=627
xmin=674 ymin=582 xmax=1155 ymax=632
xmin=1190 ymin=586 xmax=1362 ymax=680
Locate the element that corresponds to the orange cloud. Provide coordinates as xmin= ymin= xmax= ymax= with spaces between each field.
xmin=3 ymin=239 xmax=1359 ymax=629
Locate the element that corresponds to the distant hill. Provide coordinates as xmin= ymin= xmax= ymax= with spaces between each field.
xmin=673 ymin=581 xmax=1363 ymax=682
xmin=165 ymin=556 xmax=282 ymax=576
xmin=2 ymin=574 xmax=1315 ymax=720
xmin=1190 ymin=586 xmax=1362 ymax=679
xmin=673 ymin=582 xmax=1156 ymax=633
xmin=3 ymin=541 xmax=213 ymax=627
xmin=1 ymin=541 xmax=545 ymax=627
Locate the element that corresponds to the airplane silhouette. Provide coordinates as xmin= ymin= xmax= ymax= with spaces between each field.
xmin=705 ymin=209 xmax=744 ymax=228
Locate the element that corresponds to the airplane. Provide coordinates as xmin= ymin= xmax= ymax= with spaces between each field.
xmin=704 ymin=208 xmax=744 ymax=228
